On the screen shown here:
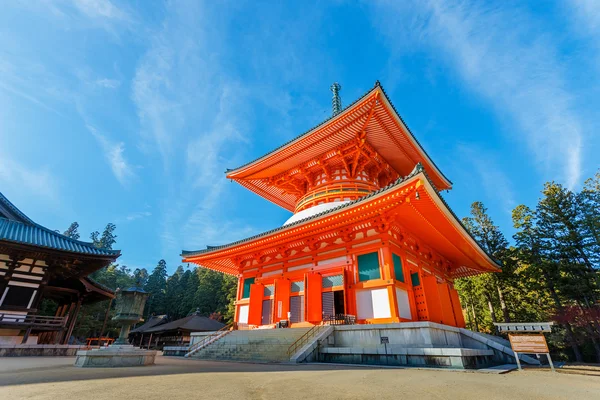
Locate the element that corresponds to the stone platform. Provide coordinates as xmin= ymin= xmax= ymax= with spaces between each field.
xmin=75 ymin=345 xmax=157 ymax=367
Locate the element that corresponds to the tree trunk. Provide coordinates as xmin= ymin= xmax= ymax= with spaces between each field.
xmin=496 ymin=284 xmax=510 ymax=323
xmin=471 ymin=303 xmax=479 ymax=332
xmin=464 ymin=303 xmax=473 ymax=331
xmin=486 ymin=293 xmax=497 ymax=324
xmin=587 ymin=329 xmax=600 ymax=363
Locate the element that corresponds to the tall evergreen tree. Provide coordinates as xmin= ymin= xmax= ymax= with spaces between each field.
xmin=63 ymin=222 xmax=80 ymax=239
xmin=512 ymin=204 xmax=584 ymax=361
xmin=144 ymin=259 xmax=168 ymax=318
xmin=461 ymin=202 xmax=511 ymax=324
xmin=90 ymin=223 xmax=117 ymax=250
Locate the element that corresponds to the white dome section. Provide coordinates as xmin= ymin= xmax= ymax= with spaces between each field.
xmin=283 ymin=201 xmax=350 ymax=226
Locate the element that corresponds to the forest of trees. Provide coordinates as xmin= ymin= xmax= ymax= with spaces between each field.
xmin=456 ymin=170 xmax=600 ymax=362
xmin=58 ymin=170 xmax=599 ymax=362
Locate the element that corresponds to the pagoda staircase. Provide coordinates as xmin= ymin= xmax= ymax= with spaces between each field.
xmin=187 ymin=327 xmax=313 ymax=362
xmin=185 ymin=323 xmax=234 ymax=358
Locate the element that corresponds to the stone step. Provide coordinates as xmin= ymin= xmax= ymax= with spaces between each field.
xmin=190 ymin=327 xmax=312 ymax=362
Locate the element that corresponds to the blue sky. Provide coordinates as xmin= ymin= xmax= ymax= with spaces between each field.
xmin=1 ymin=1 xmax=599 ymax=274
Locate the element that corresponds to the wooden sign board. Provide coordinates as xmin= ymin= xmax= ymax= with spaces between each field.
xmin=509 ymin=334 xmax=549 ymax=353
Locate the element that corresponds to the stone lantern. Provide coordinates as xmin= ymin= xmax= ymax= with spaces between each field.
xmin=113 ymin=287 xmax=149 ymax=345
xmin=74 ymin=286 xmax=157 ymax=367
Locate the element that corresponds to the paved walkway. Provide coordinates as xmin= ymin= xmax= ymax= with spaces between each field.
xmin=1 ymin=355 xmax=599 ymax=399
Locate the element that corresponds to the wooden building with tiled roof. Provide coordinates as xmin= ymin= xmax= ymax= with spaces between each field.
xmin=0 ymin=192 xmax=120 ymax=345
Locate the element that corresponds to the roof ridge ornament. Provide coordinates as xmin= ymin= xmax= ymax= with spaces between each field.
xmin=330 ymin=82 xmax=342 ymax=116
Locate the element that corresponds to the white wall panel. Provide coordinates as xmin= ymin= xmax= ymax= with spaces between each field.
xmin=356 ymin=288 xmax=391 ymax=319
xmin=238 ymin=305 xmax=249 ymax=324
xmin=395 ymin=288 xmax=412 ymax=319
xmin=371 ymin=288 xmax=391 ymax=318
xmin=356 ymin=290 xmax=374 ymax=319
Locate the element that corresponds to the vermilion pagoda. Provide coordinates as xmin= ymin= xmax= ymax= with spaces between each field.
xmin=182 ymin=82 xmax=500 ymax=328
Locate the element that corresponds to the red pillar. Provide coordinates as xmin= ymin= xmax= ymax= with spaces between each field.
xmin=381 ymin=245 xmax=399 ymax=321
xmin=449 ymin=287 xmax=466 ymax=328
xmin=306 ymin=272 xmax=322 ymax=323
xmin=247 ymin=283 xmax=264 ymax=326
xmin=422 ymin=275 xmax=443 ymax=324
xmin=437 ymin=282 xmax=457 ymax=326
xmin=274 ymin=278 xmax=290 ymax=323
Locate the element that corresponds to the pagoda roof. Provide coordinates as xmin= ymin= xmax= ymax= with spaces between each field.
xmin=182 ymin=166 xmax=500 ymax=279
xmin=226 ymin=82 xmax=453 ymax=211
xmin=0 ymin=191 xmax=120 ymax=258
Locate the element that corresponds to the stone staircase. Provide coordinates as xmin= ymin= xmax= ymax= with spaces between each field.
xmin=189 ymin=328 xmax=313 ymax=362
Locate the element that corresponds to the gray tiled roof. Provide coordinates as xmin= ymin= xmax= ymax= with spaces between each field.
xmin=143 ymin=313 xmax=226 ymax=333
xmin=0 ymin=191 xmax=120 ymax=258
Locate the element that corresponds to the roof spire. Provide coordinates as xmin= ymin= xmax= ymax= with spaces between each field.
xmin=330 ymin=82 xmax=342 ymax=116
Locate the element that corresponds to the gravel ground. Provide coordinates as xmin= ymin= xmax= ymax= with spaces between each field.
xmin=1 ymin=355 xmax=599 ymax=400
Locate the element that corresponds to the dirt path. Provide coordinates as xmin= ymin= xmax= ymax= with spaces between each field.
xmin=1 ymin=356 xmax=598 ymax=400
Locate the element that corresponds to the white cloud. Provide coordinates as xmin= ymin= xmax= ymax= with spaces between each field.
xmin=129 ymin=2 xmax=260 ymax=257
xmin=126 ymin=211 xmax=152 ymax=221
xmin=72 ymin=0 xmax=130 ymax=21
xmin=87 ymin=125 xmax=135 ymax=186
xmin=570 ymin=0 xmax=600 ymax=33
xmin=372 ymin=0 xmax=585 ymax=189
xmin=0 ymin=156 xmax=59 ymax=203
xmin=95 ymin=78 xmax=121 ymax=89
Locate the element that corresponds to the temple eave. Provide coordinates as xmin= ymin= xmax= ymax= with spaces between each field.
xmin=182 ymin=171 xmax=499 ymax=280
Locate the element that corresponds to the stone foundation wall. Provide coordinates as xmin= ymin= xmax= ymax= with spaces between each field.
xmin=0 ymin=345 xmax=87 ymax=357
xmin=313 ymin=322 xmax=538 ymax=369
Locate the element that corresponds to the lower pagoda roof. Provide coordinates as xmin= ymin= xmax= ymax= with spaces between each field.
xmin=182 ymin=165 xmax=501 ymax=279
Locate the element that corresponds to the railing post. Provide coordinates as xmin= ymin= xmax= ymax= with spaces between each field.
xmin=21 ymin=327 xmax=32 ymax=344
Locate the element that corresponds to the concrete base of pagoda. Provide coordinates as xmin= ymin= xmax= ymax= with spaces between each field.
xmin=309 ymin=322 xmax=541 ymax=369
xmin=74 ymin=345 xmax=157 ymax=368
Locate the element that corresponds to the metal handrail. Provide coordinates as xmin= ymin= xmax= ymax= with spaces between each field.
xmin=0 ymin=313 xmax=67 ymax=328
xmin=287 ymin=325 xmax=325 ymax=357
xmin=185 ymin=322 xmax=233 ymax=357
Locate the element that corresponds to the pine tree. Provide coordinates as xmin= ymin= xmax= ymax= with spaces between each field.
xmin=143 ymin=260 xmax=168 ymax=318
xmin=63 ymin=222 xmax=80 ymax=239
xmin=90 ymin=223 xmax=117 ymax=250
xmin=461 ymin=202 xmax=511 ymax=324
xmin=512 ymin=204 xmax=584 ymax=362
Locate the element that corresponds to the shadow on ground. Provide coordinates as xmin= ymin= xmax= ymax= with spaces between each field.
xmin=0 ymin=355 xmax=387 ymax=387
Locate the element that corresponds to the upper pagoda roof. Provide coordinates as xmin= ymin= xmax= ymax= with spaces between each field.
xmin=0 ymin=191 xmax=120 ymax=258
xmin=182 ymin=166 xmax=500 ymax=279
xmin=226 ymin=82 xmax=453 ymax=211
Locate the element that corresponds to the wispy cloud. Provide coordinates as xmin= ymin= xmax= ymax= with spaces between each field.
xmin=0 ymin=156 xmax=59 ymax=203
xmin=372 ymin=0 xmax=585 ymax=189
xmin=87 ymin=125 xmax=136 ymax=186
xmin=570 ymin=0 xmax=600 ymax=33
xmin=126 ymin=210 xmax=152 ymax=221
xmin=130 ymin=2 xmax=260 ymax=256
xmin=95 ymin=78 xmax=121 ymax=89
xmin=72 ymin=0 xmax=130 ymax=21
